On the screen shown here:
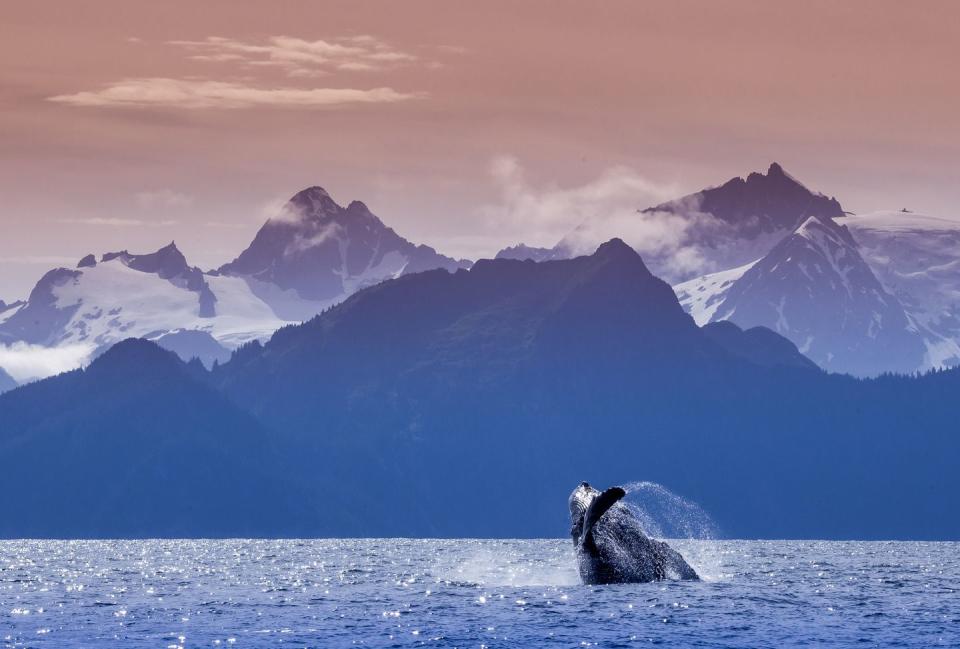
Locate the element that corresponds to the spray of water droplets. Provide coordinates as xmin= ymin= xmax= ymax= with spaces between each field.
xmin=620 ymin=481 xmax=727 ymax=580
xmin=621 ymin=481 xmax=720 ymax=541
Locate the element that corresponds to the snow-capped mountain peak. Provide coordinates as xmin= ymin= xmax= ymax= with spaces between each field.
xmin=497 ymin=163 xmax=847 ymax=283
xmin=675 ymin=214 xmax=927 ymax=376
xmin=0 ymin=184 xmax=471 ymax=381
xmin=219 ymin=185 xmax=469 ymax=310
xmin=648 ymin=162 xmax=845 ymax=235
xmin=273 ymin=186 xmax=341 ymax=224
xmin=838 ymin=210 xmax=960 ymax=370
xmin=102 ymin=241 xmax=190 ymax=278
xmin=0 ymin=242 xmax=288 ymax=375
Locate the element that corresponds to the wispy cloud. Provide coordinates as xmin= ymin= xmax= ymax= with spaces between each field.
xmin=135 ymin=189 xmax=193 ymax=209
xmin=57 ymin=217 xmax=178 ymax=227
xmin=0 ymin=342 xmax=93 ymax=383
xmin=48 ymin=34 xmax=427 ymax=110
xmin=481 ymin=155 xmax=680 ymax=245
xmin=480 ymin=156 xmax=727 ymax=280
xmin=169 ymin=35 xmax=418 ymax=77
xmin=284 ymin=223 xmax=343 ymax=257
xmin=49 ymin=78 xmax=419 ymax=109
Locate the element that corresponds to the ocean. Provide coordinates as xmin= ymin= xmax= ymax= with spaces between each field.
xmin=2 ymin=539 xmax=957 ymax=648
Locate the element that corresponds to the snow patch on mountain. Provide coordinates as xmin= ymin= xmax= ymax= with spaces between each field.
xmin=0 ymin=301 xmax=25 ymax=325
xmin=677 ymin=215 xmax=927 ymax=376
xmin=673 ymin=260 xmax=757 ymax=326
xmin=497 ymin=163 xmax=846 ymax=284
xmin=0 ymin=185 xmax=471 ymax=379
xmin=839 ymin=210 xmax=960 ymax=370
xmin=0 ymin=247 xmax=295 ymax=378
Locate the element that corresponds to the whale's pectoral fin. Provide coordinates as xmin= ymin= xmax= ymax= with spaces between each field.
xmin=581 ymin=486 xmax=626 ymax=546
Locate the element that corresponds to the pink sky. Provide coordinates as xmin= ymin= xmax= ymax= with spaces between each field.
xmin=2 ymin=0 xmax=959 ymax=298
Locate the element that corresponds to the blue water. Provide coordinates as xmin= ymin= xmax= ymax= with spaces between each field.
xmin=1 ymin=539 xmax=957 ymax=648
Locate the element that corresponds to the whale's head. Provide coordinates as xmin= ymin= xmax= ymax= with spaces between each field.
xmin=569 ymin=482 xmax=627 ymax=547
xmin=569 ymin=482 xmax=599 ymax=543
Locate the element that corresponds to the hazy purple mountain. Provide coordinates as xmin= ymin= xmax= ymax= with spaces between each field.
xmin=0 ymin=299 xmax=24 ymax=313
xmin=104 ymin=242 xmax=217 ymax=316
xmin=489 ymin=163 xmax=946 ymax=375
xmin=0 ymin=366 xmax=15 ymax=394
xmin=677 ymin=215 xmax=926 ymax=376
xmin=646 ymin=162 xmax=844 ymax=236
xmin=700 ymin=320 xmax=819 ymax=371
xmin=0 ymin=338 xmax=320 ymax=537
xmin=218 ymin=186 xmax=470 ymax=317
xmin=838 ymin=211 xmax=960 ymax=369
xmin=216 ymin=237 xmax=819 ymax=447
xmin=0 ymin=299 xmax=26 ymax=326
xmin=497 ymin=163 xmax=847 ymax=282
xmin=154 ymin=329 xmax=232 ymax=369
xmin=0 ymin=243 xmax=219 ymax=348
xmin=0 ymin=268 xmax=83 ymax=345
xmin=495 ymin=243 xmax=569 ymax=263
xmin=0 ymin=185 xmax=472 ymax=376
xmin=4 ymin=240 xmax=960 ymax=538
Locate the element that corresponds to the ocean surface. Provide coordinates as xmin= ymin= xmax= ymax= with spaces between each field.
xmin=1 ymin=539 xmax=957 ymax=648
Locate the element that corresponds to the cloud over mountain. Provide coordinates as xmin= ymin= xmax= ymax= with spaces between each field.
xmin=482 ymin=156 xmax=719 ymax=276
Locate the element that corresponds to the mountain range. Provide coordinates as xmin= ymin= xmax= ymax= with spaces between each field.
xmin=0 ymin=187 xmax=469 ymax=377
xmin=675 ymin=214 xmax=928 ymax=376
xmin=217 ymin=186 xmax=469 ymax=318
xmin=1 ymin=239 xmax=957 ymax=539
xmin=498 ymin=163 xmax=960 ymax=377
xmin=3 ymin=164 xmax=960 ymax=381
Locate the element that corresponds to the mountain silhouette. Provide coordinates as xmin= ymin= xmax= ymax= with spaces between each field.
xmin=0 ymin=339 xmax=322 ymax=537
xmin=1 ymin=241 xmax=958 ymax=539
xmin=678 ymin=215 xmax=927 ymax=376
xmin=0 ymin=365 xmax=15 ymax=394
xmin=646 ymin=162 xmax=845 ymax=235
xmin=219 ymin=186 xmax=469 ymax=312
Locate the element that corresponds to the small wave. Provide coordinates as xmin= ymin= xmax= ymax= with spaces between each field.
xmin=435 ymin=543 xmax=579 ymax=587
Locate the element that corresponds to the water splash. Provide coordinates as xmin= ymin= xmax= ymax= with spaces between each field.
xmin=435 ymin=540 xmax=579 ymax=587
xmin=621 ymin=481 xmax=720 ymax=541
xmin=620 ymin=481 xmax=729 ymax=581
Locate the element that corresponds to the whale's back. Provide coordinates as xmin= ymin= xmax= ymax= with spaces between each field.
xmin=576 ymin=498 xmax=699 ymax=584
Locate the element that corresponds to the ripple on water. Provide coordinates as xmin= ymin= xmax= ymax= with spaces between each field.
xmin=0 ymin=539 xmax=958 ymax=648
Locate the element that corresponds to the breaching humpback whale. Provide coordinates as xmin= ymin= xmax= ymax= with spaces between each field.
xmin=569 ymin=482 xmax=699 ymax=584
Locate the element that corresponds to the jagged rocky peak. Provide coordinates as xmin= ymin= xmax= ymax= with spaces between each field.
xmin=77 ymin=254 xmax=96 ymax=268
xmin=496 ymin=243 xmax=568 ymax=262
xmin=219 ymin=184 xmax=469 ymax=307
xmin=793 ymin=214 xmax=858 ymax=249
xmin=126 ymin=241 xmax=189 ymax=278
xmin=346 ymin=199 xmax=369 ymax=212
xmin=699 ymin=210 xmax=926 ymax=377
xmin=345 ymin=200 xmax=383 ymax=223
xmin=280 ymin=186 xmax=343 ymax=222
xmin=99 ymin=241 xmax=191 ymax=279
xmin=647 ymin=162 xmax=845 ymax=235
xmin=748 ymin=161 xmax=789 ymax=182
xmin=590 ymin=237 xmax=653 ymax=274
xmin=273 ymin=188 xmax=383 ymax=230
xmin=101 ymin=250 xmax=128 ymax=263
